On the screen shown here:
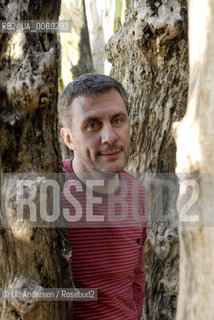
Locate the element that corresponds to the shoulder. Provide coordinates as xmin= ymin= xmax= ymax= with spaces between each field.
xmin=120 ymin=170 xmax=145 ymax=193
xmin=62 ymin=158 xmax=72 ymax=171
xmin=62 ymin=158 xmax=74 ymax=174
xmin=121 ymin=170 xmax=147 ymax=228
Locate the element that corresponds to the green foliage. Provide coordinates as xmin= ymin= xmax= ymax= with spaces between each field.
xmin=114 ymin=0 xmax=123 ymax=33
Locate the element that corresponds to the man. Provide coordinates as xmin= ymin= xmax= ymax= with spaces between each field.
xmin=58 ymin=73 xmax=147 ymax=319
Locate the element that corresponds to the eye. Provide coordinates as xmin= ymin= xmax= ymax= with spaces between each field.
xmin=113 ymin=118 xmax=122 ymax=125
xmin=88 ymin=122 xmax=97 ymax=128
xmin=87 ymin=121 xmax=100 ymax=130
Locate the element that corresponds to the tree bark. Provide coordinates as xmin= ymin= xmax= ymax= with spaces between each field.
xmin=106 ymin=0 xmax=188 ymax=318
xmin=0 ymin=1 xmax=73 ymax=319
xmin=174 ymin=0 xmax=214 ymax=319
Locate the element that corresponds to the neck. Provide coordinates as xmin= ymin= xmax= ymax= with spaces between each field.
xmin=72 ymin=157 xmax=120 ymax=194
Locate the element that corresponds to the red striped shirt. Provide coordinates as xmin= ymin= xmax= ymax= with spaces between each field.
xmin=62 ymin=159 xmax=147 ymax=319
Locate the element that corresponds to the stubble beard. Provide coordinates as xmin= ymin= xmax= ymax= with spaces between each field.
xmin=75 ymin=144 xmax=130 ymax=179
xmin=93 ymin=149 xmax=130 ymax=177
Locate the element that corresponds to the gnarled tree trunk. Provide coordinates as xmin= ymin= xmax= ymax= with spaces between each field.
xmin=0 ymin=1 xmax=73 ymax=319
xmin=106 ymin=0 xmax=188 ymax=318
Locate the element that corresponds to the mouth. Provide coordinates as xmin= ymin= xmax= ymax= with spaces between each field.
xmin=100 ymin=150 xmax=121 ymax=158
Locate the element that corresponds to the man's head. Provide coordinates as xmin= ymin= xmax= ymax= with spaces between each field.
xmin=58 ymin=73 xmax=130 ymax=175
xmin=58 ymin=73 xmax=129 ymax=128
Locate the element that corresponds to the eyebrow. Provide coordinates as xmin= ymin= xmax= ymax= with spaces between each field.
xmin=82 ymin=112 xmax=128 ymax=125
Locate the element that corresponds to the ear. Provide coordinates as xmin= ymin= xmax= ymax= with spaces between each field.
xmin=61 ymin=128 xmax=75 ymax=150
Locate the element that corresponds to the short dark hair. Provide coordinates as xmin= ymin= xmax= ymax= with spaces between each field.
xmin=58 ymin=73 xmax=129 ymax=128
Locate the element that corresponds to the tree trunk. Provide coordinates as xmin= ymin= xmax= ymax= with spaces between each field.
xmin=59 ymin=0 xmax=94 ymax=91
xmin=84 ymin=0 xmax=115 ymax=74
xmin=0 ymin=1 xmax=73 ymax=319
xmin=174 ymin=0 xmax=214 ymax=319
xmin=106 ymin=0 xmax=188 ymax=318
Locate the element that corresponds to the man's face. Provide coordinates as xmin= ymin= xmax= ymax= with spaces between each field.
xmin=62 ymin=89 xmax=130 ymax=174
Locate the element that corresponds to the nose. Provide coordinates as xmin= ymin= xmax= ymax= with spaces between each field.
xmin=101 ymin=124 xmax=118 ymax=145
